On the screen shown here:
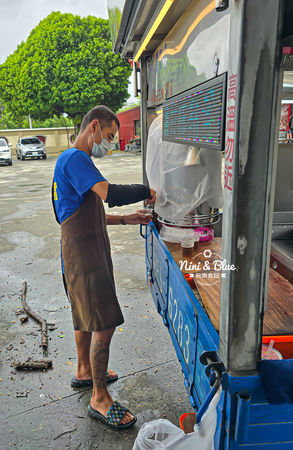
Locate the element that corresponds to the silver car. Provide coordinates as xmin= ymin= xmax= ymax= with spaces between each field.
xmin=0 ymin=137 xmax=12 ymax=166
xmin=16 ymin=137 xmax=46 ymax=160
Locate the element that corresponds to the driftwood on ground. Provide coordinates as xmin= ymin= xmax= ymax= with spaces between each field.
xmin=13 ymin=359 xmax=53 ymax=370
xmin=21 ymin=281 xmax=48 ymax=350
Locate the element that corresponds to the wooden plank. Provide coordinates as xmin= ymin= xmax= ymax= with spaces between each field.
xmin=165 ymin=238 xmax=293 ymax=335
xmin=265 ymin=269 xmax=293 ymax=335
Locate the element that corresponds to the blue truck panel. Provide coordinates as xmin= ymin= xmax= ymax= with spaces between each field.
xmin=239 ymin=444 xmax=293 ymax=449
xmin=142 ymin=223 xmax=293 ymax=448
xmin=152 ymin=235 xmax=169 ymax=311
xmin=167 ymin=262 xmax=197 ymax=378
xmin=250 ymin=403 xmax=293 ymax=423
xmin=144 ymin=223 xmax=220 ymax=408
xmin=194 ymin=326 xmax=216 ymax=404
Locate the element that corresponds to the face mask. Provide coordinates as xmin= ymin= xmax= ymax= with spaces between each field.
xmin=91 ymin=122 xmax=112 ymax=158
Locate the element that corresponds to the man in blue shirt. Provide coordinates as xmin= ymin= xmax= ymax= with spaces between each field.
xmin=53 ymin=105 xmax=155 ymax=430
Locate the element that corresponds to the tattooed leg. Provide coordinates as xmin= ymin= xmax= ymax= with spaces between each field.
xmin=74 ymin=330 xmax=117 ymax=381
xmin=90 ymin=328 xmax=114 ymax=392
xmin=90 ymin=327 xmax=134 ymax=425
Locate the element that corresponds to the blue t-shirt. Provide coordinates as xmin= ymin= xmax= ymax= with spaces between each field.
xmin=53 ymin=148 xmax=106 ymax=223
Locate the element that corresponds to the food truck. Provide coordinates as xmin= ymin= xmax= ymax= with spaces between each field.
xmin=108 ymin=0 xmax=293 ymax=447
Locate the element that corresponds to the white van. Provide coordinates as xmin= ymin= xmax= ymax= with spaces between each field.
xmin=0 ymin=138 xmax=12 ymax=166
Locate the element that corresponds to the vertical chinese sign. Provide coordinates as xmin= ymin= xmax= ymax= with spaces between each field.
xmin=224 ymin=74 xmax=238 ymax=191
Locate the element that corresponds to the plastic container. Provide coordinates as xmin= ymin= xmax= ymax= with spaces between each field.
xmin=261 ymin=344 xmax=282 ymax=360
xmin=179 ymin=412 xmax=196 ymax=433
xmin=184 ymin=274 xmax=196 ymax=289
xmin=194 ymin=227 xmax=214 ymax=243
xmin=160 ymin=225 xmax=194 ymax=243
xmin=144 ymin=206 xmax=153 ymax=217
xmin=181 ymin=240 xmax=194 ymax=257
xmin=262 ymin=335 xmax=293 ymax=359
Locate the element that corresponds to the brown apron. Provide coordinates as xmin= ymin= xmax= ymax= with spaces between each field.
xmin=60 ymin=190 xmax=124 ymax=332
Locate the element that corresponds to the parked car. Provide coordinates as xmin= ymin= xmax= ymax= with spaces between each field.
xmin=0 ymin=137 xmax=12 ymax=166
xmin=0 ymin=136 xmax=9 ymax=144
xmin=34 ymin=135 xmax=46 ymax=145
xmin=16 ymin=137 xmax=46 ymax=160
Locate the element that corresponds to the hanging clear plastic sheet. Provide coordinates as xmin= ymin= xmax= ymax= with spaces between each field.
xmin=146 ymin=114 xmax=222 ymax=223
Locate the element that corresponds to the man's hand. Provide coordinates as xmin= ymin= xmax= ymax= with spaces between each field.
xmin=125 ymin=209 xmax=153 ymax=225
xmin=146 ymin=188 xmax=156 ymax=205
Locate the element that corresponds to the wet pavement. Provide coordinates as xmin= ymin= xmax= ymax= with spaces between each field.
xmin=0 ymin=154 xmax=191 ymax=449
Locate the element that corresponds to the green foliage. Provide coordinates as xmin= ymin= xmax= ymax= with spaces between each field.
xmin=33 ymin=115 xmax=74 ymax=129
xmin=0 ymin=12 xmax=132 ymax=128
xmin=0 ymin=109 xmax=25 ymax=129
xmin=0 ymin=105 xmax=74 ymax=129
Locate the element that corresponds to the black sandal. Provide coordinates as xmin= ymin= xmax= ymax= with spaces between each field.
xmin=88 ymin=401 xmax=137 ymax=430
xmin=71 ymin=376 xmax=93 ymax=388
xmin=71 ymin=370 xmax=118 ymax=388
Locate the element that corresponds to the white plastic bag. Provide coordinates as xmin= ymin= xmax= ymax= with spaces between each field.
xmin=145 ymin=114 xmax=222 ymax=223
xmin=132 ymin=419 xmax=186 ymax=450
xmin=133 ymin=388 xmax=221 ymax=450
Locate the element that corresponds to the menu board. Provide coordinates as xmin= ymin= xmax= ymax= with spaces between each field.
xmin=162 ymin=74 xmax=227 ymax=151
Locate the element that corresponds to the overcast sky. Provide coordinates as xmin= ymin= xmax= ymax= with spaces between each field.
xmin=0 ymin=0 xmax=135 ymax=101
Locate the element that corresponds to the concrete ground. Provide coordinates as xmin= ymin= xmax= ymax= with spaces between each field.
xmin=0 ymin=153 xmax=191 ymax=450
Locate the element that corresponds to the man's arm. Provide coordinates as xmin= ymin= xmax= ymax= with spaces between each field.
xmin=106 ymin=210 xmax=153 ymax=225
xmin=91 ymin=180 xmax=109 ymax=200
xmin=91 ymin=181 xmax=156 ymax=206
xmin=106 ymin=213 xmax=123 ymax=225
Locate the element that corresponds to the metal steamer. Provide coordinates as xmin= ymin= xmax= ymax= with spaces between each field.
xmin=157 ymin=208 xmax=220 ymax=228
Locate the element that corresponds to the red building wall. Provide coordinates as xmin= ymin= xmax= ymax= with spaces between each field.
xmin=117 ymin=107 xmax=140 ymax=147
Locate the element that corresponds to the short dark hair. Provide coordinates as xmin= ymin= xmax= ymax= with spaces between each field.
xmin=80 ymin=105 xmax=120 ymax=131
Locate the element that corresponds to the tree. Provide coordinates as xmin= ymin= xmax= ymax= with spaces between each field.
xmin=0 ymin=101 xmax=74 ymax=129
xmin=0 ymin=12 xmax=132 ymax=130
